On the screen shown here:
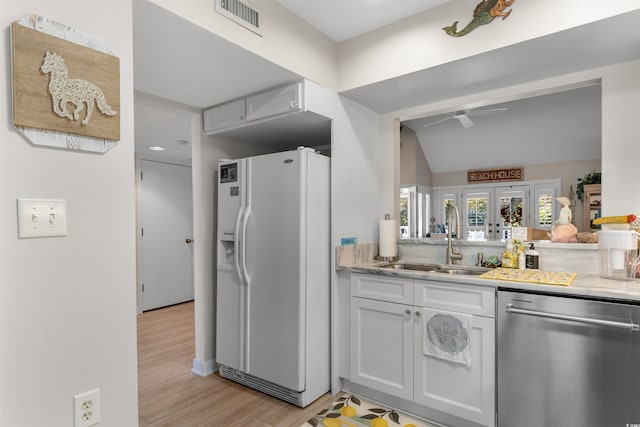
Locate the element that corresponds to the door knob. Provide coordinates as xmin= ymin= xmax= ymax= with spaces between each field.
xmin=185 ymin=238 xmax=193 ymax=244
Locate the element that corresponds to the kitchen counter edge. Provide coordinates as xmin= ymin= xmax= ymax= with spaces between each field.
xmin=338 ymin=261 xmax=640 ymax=302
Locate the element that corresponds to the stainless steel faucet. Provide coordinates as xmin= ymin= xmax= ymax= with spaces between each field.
xmin=446 ymin=203 xmax=463 ymax=265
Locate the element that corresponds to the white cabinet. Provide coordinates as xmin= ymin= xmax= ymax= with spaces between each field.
xmin=203 ymin=98 xmax=246 ymax=133
xmin=350 ymin=274 xmax=496 ymax=427
xmin=203 ymin=82 xmax=304 ymax=135
xmin=350 ymin=297 xmax=414 ymax=400
xmin=416 ymin=281 xmax=495 ymax=427
xmin=246 ymin=82 xmax=303 ymax=122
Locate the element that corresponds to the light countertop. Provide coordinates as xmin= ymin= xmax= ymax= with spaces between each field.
xmin=339 ymin=259 xmax=640 ymax=302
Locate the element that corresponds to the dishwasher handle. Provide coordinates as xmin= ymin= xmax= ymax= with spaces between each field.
xmin=505 ymin=303 xmax=640 ymax=332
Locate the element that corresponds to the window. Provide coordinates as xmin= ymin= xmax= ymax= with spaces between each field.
xmin=463 ymin=188 xmax=491 ymax=241
xmin=435 ymin=180 xmax=558 ymax=241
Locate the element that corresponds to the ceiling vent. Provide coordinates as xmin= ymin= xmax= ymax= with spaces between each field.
xmin=215 ymin=0 xmax=262 ymax=36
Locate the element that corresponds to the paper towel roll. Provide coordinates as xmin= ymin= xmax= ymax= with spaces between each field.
xmin=379 ymin=219 xmax=397 ymax=258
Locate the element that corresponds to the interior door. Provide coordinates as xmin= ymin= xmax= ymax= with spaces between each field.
xmin=139 ymin=160 xmax=194 ymax=311
xmin=495 ymin=185 xmax=529 ymax=240
xmin=462 ymin=188 xmax=492 ymax=240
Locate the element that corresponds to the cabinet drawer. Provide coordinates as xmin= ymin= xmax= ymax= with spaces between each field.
xmin=414 ymin=280 xmax=495 ymax=317
xmin=351 ymin=273 xmax=413 ymax=305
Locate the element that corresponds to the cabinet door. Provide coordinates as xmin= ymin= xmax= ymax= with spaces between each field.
xmin=414 ymin=314 xmax=495 ymax=427
xmin=203 ymin=98 xmax=246 ymax=134
xmin=350 ymin=297 xmax=414 ymax=400
xmin=246 ymin=82 xmax=303 ymax=122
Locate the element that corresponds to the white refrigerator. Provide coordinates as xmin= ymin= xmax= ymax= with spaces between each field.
xmin=216 ymin=147 xmax=330 ymax=407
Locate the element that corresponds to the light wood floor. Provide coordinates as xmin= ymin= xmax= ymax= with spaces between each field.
xmin=137 ymin=301 xmax=335 ymax=426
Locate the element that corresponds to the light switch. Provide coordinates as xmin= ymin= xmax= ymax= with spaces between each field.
xmin=17 ymin=199 xmax=68 ymax=239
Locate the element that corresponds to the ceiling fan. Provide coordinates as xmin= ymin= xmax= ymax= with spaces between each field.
xmin=423 ymin=107 xmax=507 ymax=129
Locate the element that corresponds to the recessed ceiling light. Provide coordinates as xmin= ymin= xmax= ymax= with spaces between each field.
xmin=149 ymin=146 xmax=165 ymax=151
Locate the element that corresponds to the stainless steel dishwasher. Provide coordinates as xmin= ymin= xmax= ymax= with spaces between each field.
xmin=497 ymin=289 xmax=640 ymax=427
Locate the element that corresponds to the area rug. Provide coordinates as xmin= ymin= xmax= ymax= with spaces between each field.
xmin=302 ymin=394 xmax=441 ymax=427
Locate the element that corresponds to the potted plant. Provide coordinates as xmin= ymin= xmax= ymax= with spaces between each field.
xmin=576 ymin=171 xmax=601 ymax=202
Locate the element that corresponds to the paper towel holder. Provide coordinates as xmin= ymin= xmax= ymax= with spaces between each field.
xmin=375 ymin=213 xmax=398 ymax=262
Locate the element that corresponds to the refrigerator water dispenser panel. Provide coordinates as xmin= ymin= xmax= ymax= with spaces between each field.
xmin=220 ymin=163 xmax=238 ymax=183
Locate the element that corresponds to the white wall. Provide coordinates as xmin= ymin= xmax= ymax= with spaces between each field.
xmin=304 ymin=81 xmax=383 ymax=243
xmin=400 ymin=126 xmax=432 ymax=187
xmin=601 ymin=60 xmax=640 ymax=216
xmin=0 ymin=1 xmax=138 ymax=426
xmin=338 ymin=1 xmax=640 ymax=91
xmin=148 ymin=0 xmax=338 ymax=91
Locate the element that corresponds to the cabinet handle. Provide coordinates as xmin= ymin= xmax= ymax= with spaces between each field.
xmin=415 ymin=311 xmax=421 ymax=317
xmin=405 ymin=309 xmax=411 ymax=315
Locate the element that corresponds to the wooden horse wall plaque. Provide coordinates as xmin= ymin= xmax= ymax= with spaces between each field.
xmin=11 ymin=15 xmax=120 ymax=152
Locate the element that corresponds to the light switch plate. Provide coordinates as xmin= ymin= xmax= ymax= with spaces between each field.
xmin=17 ymin=199 xmax=68 ymax=239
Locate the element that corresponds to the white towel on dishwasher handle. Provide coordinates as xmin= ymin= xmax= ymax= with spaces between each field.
xmin=422 ymin=308 xmax=472 ymax=367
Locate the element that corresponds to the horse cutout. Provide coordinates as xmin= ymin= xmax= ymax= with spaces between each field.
xmin=40 ymin=51 xmax=116 ymax=125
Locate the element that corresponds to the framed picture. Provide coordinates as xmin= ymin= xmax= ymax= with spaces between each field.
xmin=11 ymin=15 xmax=120 ymax=152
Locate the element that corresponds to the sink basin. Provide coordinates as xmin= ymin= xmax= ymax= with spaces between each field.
xmin=379 ymin=263 xmax=488 ymax=276
xmin=381 ymin=263 xmax=441 ymax=272
xmin=436 ymin=267 xmax=488 ymax=276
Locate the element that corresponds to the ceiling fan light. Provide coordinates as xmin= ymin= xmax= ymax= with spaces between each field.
xmin=458 ymin=115 xmax=474 ymax=128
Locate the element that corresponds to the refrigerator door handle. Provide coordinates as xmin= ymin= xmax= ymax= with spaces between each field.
xmin=242 ymin=160 xmax=251 ymax=287
xmin=234 ymin=206 xmax=245 ymax=284
xmin=240 ymin=207 xmax=251 ymax=286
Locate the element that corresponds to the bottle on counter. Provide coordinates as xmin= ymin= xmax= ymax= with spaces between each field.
xmin=502 ymin=239 xmax=517 ymax=268
xmin=526 ymin=243 xmax=540 ymax=269
xmin=519 ymin=250 xmax=526 ymax=270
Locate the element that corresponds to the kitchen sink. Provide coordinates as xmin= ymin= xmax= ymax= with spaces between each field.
xmin=381 ymin=263 xmax=441 ymax=272
xmin=436 ymin=267 xmax=488 ymax=276
xmin=379 ymin=262 xmax=488 ymax=276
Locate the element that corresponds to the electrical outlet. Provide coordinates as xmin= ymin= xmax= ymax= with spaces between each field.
xmin=74 ymin=389 xmax=100 ymax=427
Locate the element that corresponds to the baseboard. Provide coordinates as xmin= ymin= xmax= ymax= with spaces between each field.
xmin=192 ymin=358 xmax=217 ymax=377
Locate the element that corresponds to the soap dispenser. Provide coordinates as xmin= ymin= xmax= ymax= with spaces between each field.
xmin=526 ymin=243 xmax=539 ymax=269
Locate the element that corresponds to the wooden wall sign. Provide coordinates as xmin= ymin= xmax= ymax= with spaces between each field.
xmin=468 ymin=167 xmax=523 ymax=183
xmin=11 ymin=15 xmax=120 ymax=153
